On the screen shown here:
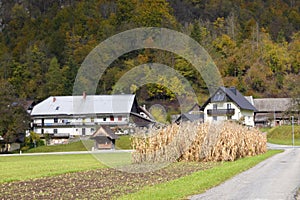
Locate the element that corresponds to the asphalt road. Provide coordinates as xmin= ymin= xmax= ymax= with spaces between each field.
xmin=190 ymin=144 xmax=300 ymax=200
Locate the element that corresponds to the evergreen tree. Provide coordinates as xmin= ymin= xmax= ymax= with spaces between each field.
xmin=0 ymin=80 xmax=29 ymax=152
xmin=45 ymin=57 xmax=67 ymax=96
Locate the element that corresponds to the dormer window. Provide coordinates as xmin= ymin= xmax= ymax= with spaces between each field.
xmin=55 ymin=106 xmax=60 ymax=110
xmin=212 ymin=91 xmax=225 ymax=102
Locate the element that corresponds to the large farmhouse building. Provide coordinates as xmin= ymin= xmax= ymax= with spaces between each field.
xmin=30 ymin=94 xmax=154 ymax=144
xmin=254 ymin=98 xmax=298 ymax=126
xmin=201 ymin=87 xmax=257 ymax=126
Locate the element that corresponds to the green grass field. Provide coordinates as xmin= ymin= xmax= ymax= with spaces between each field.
xmin=0 ymin=150 xmax=282 ymax=199
xmin=0 ymin=154 xmax=105 ymax=183
xmin=115 ymin=135 xmax=132 ymax=149
xmin=117 ymin=150 xmax=282 ymax=200
xmin=24 ymin=140 xmax=93 ymax=153
xmin=267 ymin=125 xmax=300 ymax=145
xmin=259 ymin=127 xmax=272 ymax=133
xmin=24 ymin=135 xmax=132 ymax=153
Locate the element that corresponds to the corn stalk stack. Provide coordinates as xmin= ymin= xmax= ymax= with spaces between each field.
xmin=131 ymin=121 xmax=267 ymax=163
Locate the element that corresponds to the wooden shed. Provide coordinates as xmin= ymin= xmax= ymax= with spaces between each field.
xmin=90 ymin=126 xmax=118 ymax=150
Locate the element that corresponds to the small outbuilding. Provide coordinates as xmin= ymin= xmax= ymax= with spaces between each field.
xmin=90 ymin=126 xmax=118 ymax=150
xmin=175 ymin=113 xmax=204 ymax=124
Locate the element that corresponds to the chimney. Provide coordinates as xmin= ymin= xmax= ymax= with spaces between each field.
xmin=53 ymin=97 xmax=56 ymax=102
xmin=83 ymin=91 xmax=87 ymax=100
xmin=229 ymin=87 xmax=237 ymax=95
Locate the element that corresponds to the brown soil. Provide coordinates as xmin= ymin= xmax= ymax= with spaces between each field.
xmin=0 ymin=162 xmax=216 ymax=200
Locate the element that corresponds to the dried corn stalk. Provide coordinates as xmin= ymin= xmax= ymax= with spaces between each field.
xmin=132 ymin=121 xmax=267 ymax=163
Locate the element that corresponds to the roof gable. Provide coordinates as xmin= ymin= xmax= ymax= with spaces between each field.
xmin=188 ymin=103 xmax=202 ymax=112
xmin=221 ymin=87 xmax=257 ymax=111
xmin=31 ymin=94 xmax=136 ymax=116
xmin=91 ymin=126 xmax=118 ymax=139
xmin=175 ymin=113 xmax=203 ymax=123
xmin=202 ymin=87 xmax=257 ymax=111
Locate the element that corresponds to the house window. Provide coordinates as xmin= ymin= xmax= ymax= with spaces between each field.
xmin=54 ymin=129 xmax=58 ymax=134
xmin=118 ymin=116 xmax=122 ymax=121
xmin=103 ymin=117 xmax=106 ymax=122
xmin=227 ymin=104 xmax=231 ymax=109
xmin=54 ymin=118 xmax=58 ymax=123
xmin=213 ymin=104 xmax=217 ymax=110
xmin=82 ymin=128 xmax=86 ymax=136
xmin=110 ymin=116 xmax=114 ymax=121
xmin=41 ymin=129 xmax=44 ymax=134
xmin=91 ymin=128 xmax=95 ymax=133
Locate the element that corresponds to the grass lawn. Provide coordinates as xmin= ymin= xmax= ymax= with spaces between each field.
xmin=267 ymin=125 xmax=300 ymax=146
xmin=259 ymin=127 xmax=272 ymax=133
xmin=0 ymin=154 xmax=105 ymax=183
xmin=24 ymin=135 xmax=132 ymax=153
xmin=116 ymin=135 xmax=132 ymax=149
xmin=24 ymin=140 xmax=93 ymax=153
xmin=117 ymin=150 xmax=282 ymax=200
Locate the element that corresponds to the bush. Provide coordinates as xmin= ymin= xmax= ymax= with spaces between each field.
xmin=23 ymin=131 xmax=45 ymax=150
xmin=21 ymin=145 xmax=30 ymax=151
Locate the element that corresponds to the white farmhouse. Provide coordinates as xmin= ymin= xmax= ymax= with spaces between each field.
xmin=201 ymin=87 xmax=257 ymax=126
xmin=31 ymin=94 xmax=154 ymax=143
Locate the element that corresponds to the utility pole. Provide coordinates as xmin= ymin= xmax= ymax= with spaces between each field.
xmin=292 ymin=116 xmax=294 ymax=146
xmin=273 ymin=106 xmax=276 ymax=127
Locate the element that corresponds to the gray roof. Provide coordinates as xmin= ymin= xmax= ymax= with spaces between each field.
xmin=220 ymin=87 xmax=257 ymax=111
xmin=202 ymin=87 xmax=257 ymax=111
xmin=91 ymin=126 xmax=118 ymax=139
xmin=31 ymin=94 xmax=136 ymax=116
xmin=254 ymin=98 xmax=292 ymax=112
xmin=182 ymin=113 xmax=203 ymax=121
xmin=175 ymin=113 xmax=204 ymax=123
xmin=245 ymin=96 xmax=254 ymax=106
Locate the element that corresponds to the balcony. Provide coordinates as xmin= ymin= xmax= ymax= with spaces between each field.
xmin=207 ymin=109 xmax=235 ymax=116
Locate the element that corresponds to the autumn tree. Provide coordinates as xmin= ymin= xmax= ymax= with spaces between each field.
xmin=0 ymin=0 xmax=299 ymax=102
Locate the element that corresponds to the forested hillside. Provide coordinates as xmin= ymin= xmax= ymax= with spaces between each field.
xmin=0 ymin=0 xmax=299 ymax=104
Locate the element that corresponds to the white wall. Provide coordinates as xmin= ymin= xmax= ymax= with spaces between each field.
xmin=204 ymin=102 xmax=254 ymax=126
xmin=204 ymin=102 xmax=241 ymax=122
xmin=32 ymin=114 xmax=130 ymax=136
xmin=241 ymin=110 xmax=255 ymax=127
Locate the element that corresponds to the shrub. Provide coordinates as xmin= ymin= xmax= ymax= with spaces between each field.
xmin=23 ymin=131 xmax=45 ymax=150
